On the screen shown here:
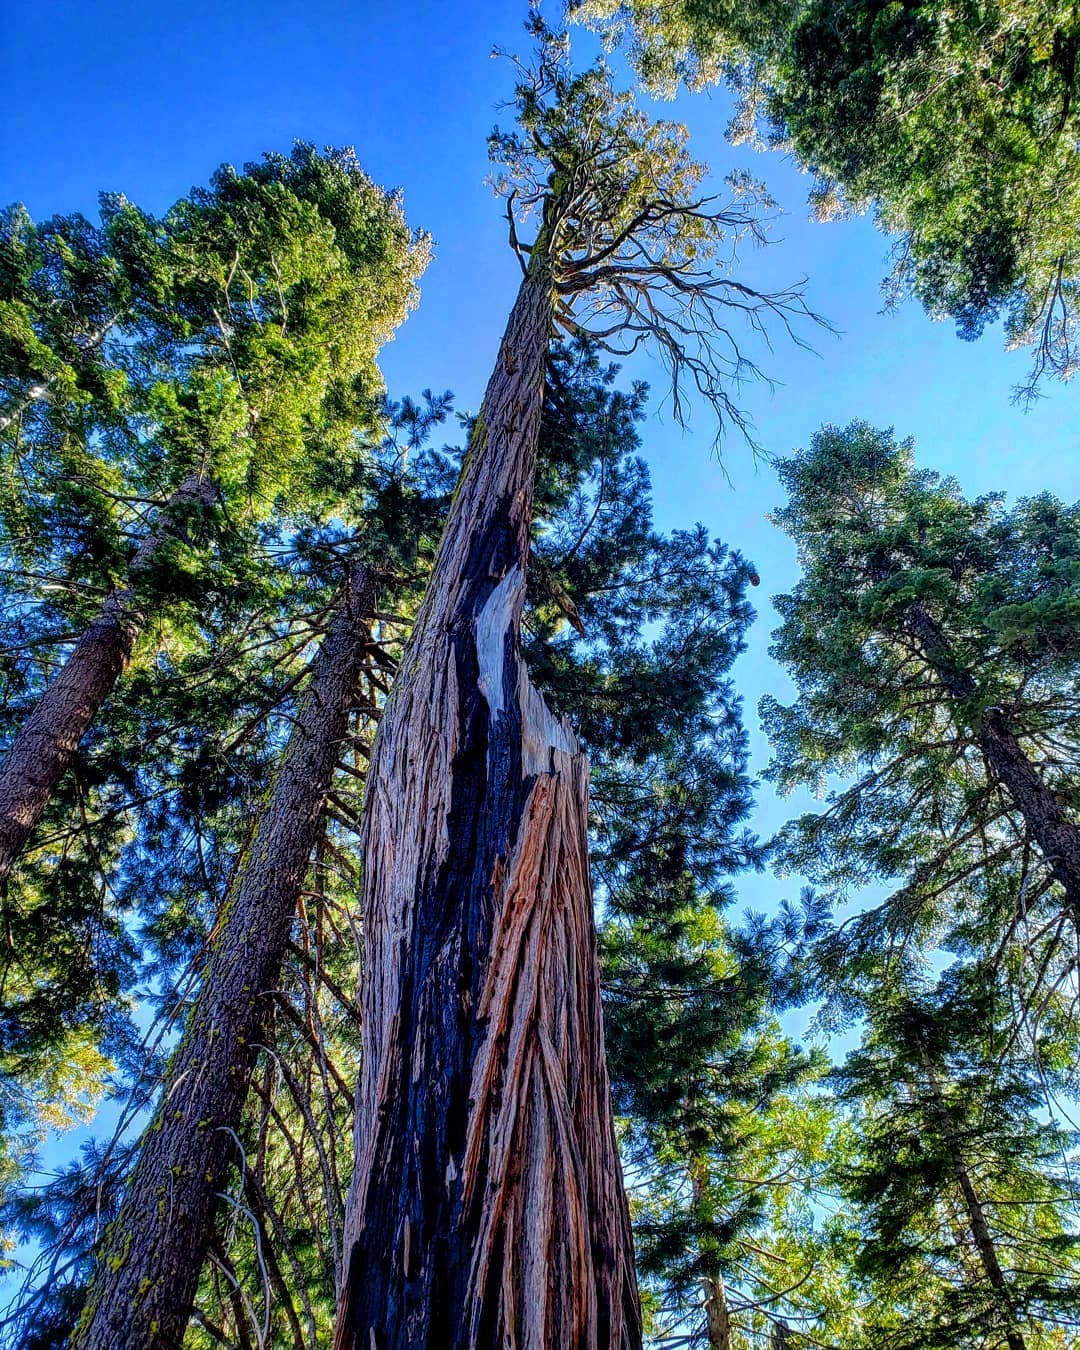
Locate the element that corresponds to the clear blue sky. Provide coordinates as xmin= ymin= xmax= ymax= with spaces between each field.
xmin=3 ymin=5 xmax=1078 ymax=958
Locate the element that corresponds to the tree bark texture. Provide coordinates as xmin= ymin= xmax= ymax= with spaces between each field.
xmin=334 ymin=257 xmax=641 ymax=1350
xmin=703 ymin=1275 xmax=733 ymax=1350
xmin=905 ymin=603 xmax=1080 ymax=911
xmin=71 ymin=562 xmax=377 ymax=1350
xmin=0 ymin=472 xmax=216 ymax=888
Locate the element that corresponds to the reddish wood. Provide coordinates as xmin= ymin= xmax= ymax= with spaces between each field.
xmin=334 ymin=256 xmax=640 ymax=1350
xmin=72 ymin=564 xmax=377 ymax=1350
xmin=0 ymin=473 xmax=216 ymax=886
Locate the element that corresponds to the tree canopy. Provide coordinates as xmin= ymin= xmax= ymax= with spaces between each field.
xmin=1 ymin=13 xmax=1078 ymax=1350
xmin=574 ymin=0 xmax=1080 ymax=394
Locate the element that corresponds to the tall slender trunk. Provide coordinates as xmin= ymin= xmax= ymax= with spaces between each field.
xmin=0 ymin=472 xmax=216 ymax=887
xmin=916 ymin=1037 xmax=1027 ymax=1350
xmin=905 ymin=603 xmax=1080 ymax=910
xmin=334 ymin=254 xmax=641 ymax=1350
xmin=703 ymin=1278 xmax=733 ymax=1350
xmin=71 ymin=562 xmax=376 ymax=1350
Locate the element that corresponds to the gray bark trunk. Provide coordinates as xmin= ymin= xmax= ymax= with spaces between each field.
xmin=703 ymin=1275 xmax=733 ymax=1350
xmin=689 ymin=1160 xmax=732 ymax=1350
xmin=334 ymin=254 xmax=641 ymax=1350
xmin=0 ymin=472 xmax=216 ymax=887
xmin=71 ymin=562 xmax=377 ymax=1350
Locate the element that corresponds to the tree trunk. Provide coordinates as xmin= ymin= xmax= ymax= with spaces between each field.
xmin=688 ymin=1159 xmax=732 ymax=1350
xmin=0 ymin=472 xmax=216 ymax=887
xmin=334 ymin=254 xmax=641 ymax=1350
xmin=703 ymin=1275 xmax=733 ymax=1350
xmin=905 ymin=602 xmax=1080 ymax=910
xmin=71 ymin=562 xmax=377 ymax=1350
xmin=916 ymin=1037 xmax=1027 ymax=1350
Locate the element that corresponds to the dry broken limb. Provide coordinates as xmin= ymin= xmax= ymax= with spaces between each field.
xmin=70 ymin=561 xmax=378 ymax=1350
xmin=334 ymin=20 xmax=815 ymax=1350
xmin=491 ymin=26 xmax=824 ymax=443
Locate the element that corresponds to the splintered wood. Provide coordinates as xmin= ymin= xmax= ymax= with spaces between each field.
xmin=335 ymin=256 xmax=641 ymax=1350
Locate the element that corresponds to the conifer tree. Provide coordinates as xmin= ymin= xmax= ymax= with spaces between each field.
xmin=333 ymin=20 xmax=814 ymax=1348
xmin=0 ymin=144 xmax=427 ymax=887
xmin=573 ymin=0 xmax=1080 ymax=393
xmin=8 ymin=333 xmax=787 ymax=1349
xmin=0 ymin=146 xmax=426 ymax=1183
xmin=70 ymin=560 xmax=381 ymax=1350
xmin=830 ymin=961 xmax=1080 ymax=1349
xmin=762 ymin=423 xmax=1080 ymax=1018
xmin=1 ymin=396 xmax=453 ymax=1349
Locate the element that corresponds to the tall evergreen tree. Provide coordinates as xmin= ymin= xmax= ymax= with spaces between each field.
xmin=0 ymin=143 xmax=427 ymax=887
xmin=762 ymin=422 xmax=1080 ymax=1023
xmin=1 ymin=394 xmax=453 ymax=1349
xmin=9 ymin=329 xmax=789 ymax=1349
xmin=0 ymin=146 xmax=427 ymax=1186
xmin=71 ymin=559 xmax=381 ymax=1350
xmin=333 ymin=20 xmax=815 ymax=1348
xmin=830 ymin=962 xmax=1080 ymax=1349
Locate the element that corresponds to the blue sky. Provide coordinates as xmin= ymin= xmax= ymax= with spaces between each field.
xmin=3 ymin=4 xmax=1078 ymax=990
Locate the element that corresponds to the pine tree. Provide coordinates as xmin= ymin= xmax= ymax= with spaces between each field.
xmin=573 ymin=0 xmax=1080 ymax=392
xmin=0 ymin=146 xmax=427 ymax=1186
xmin=68 ymin=558 xmax=383 ymax=1350
xmin=8 ymin=328 xmax=796 ymax=1348
xmin=762 ymin=422 xmax=1080 ymax=1022
xmin=830 ymin=961 xmax=1080 ymax=1349
xmin=1 ymin=395 xmax=453 ymax=1349
xmin=0 ymin=144 xmax=427 ymax=887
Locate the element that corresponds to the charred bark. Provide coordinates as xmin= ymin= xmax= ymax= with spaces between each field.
xmin=0 ymin=472 xmax=216 ymax=887
xmin=905 ymin=603 xmax=1080 ymax=911
xmin=334 ymin=255 xmax=641 ymax=1350
xmin=71 ymin=562 xmax=377 ymax=1350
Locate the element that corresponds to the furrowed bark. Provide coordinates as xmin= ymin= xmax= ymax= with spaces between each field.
xmin=0 ymin=472 xmax=216 ymax=888
xmin=703 ymin=1277 xmax=733 ymax=1350
xmin=906 ymin=603 xmax=1080 ymax=911
xmin=335 ymin=253 xmax=641 ymax=1350
xmin=71 ymin=562 xmax=377 ymax=1350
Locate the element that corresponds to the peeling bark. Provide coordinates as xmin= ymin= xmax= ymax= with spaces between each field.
xmin=0 ymin=472 xmax=217 ymax=888
xmin=72 ymin=563 xmax=377 ymax=1350
xmin=334 ymin=255 xmax=641 ymax=1350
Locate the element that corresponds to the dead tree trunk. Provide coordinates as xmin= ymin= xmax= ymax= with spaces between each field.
xmin=905 ymin=602 xmax=1080 ymax=910
xmin=0 ymin=472 xmax=216 ymax=887
xmin=71 ymin=562 xmax=377 ymax=1350
xmin=334 ymin=254 xmax=641 ymax=1350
